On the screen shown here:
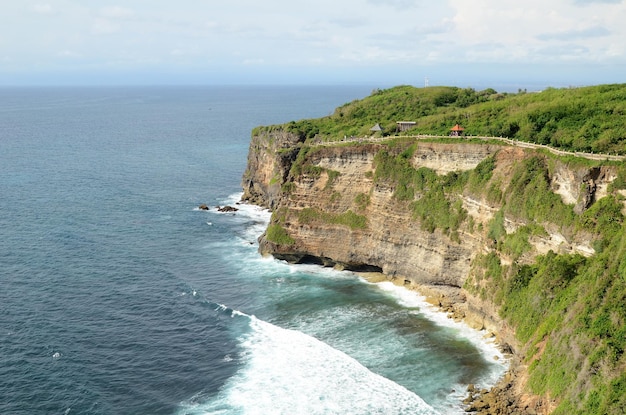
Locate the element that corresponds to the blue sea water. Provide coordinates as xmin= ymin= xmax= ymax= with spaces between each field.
xmin=0 ymin=86 xmax=506 ymax=415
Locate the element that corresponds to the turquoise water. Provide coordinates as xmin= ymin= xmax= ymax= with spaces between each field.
xmin=0 ymin=86 xmax=506 ymax=415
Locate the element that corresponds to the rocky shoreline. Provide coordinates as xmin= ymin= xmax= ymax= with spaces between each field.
xmin=359 ymin=272 xmax=550 ymax=415
xmin=418 ymin=291 xmax=551 ymax=414
xmin=240 ymin=130 xmax=605 ymax=414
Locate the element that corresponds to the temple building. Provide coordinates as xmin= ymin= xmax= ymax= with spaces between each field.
xmin=450 ymin=124 xmax=465 ymax=137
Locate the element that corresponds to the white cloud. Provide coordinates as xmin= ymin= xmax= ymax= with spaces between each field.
xmin=366 ymin=0 xmax=424 ymax=9
xmin=2 ymin=0 xmax=625 ymax=85
xmin=573 ymin=0 xmax=622 ymax=4
xmin=91 ymin=18 xmax=120 ymax=35
xmin=57 ymin=50 xmax=80 ymax=58
xmin=242 ymin=58 xmax=265 ymax=65
xmin=31 ymin=3 xmax=54 ymax=15
xmin=446 ymin=0 xmax=626 ymax=62
xmin=537 ymin=26 xmax=611 ymax=41
xmin=99 ymin=6 xmax=134 ymax=20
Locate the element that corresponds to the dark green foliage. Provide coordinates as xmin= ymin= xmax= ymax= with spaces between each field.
xmin=580 ymin=195 xmax=624 ymax=253
xmin=507 ymin=264 xmax=535 ymax=292
xmin=500 ymin=252 xmax=586 ymax=342
xmin=281 ymin=182 xmax=295 ymax=194
xmin=303 ymin=165 xmax=324 ymax=177
xmin=286 ymin=119 xmax=320 ymax=141
xmin=501 ymin=225 xmax=545 ymax=260
xmin=412 ymin=190 xmax=466 ymax=235
xmin=373 ymin=145 xmax=421 ymax=200
xmin=468 ymin=155 xmax=496 ymax=193
xmin=274 ymin=85 xmax=506 ymax=139
xmin=504 ymin=156 xmax=576 ymax=226
xmin=289 ymin=146 xmax=314 ymax=178
xmin=492 ymin=228 xmax=626 ymax=415
xmin=266 ymin=83 xmax=626 ymax=154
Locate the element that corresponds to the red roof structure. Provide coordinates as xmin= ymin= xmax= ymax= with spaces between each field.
xmin=450 ymin=124 xmax=465 ymax=136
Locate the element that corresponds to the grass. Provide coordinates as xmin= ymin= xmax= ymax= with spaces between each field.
xmin=298 ymin=207 xmax=367 ymax=230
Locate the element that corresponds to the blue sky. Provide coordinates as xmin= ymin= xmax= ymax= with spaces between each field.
xmin=1 ymin=1 xmax=625 ymax=89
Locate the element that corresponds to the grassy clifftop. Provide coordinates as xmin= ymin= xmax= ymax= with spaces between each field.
xmin=254 ymin=84 xmax=626 ymax=155
xmin=248 ymin=84 xmax=626 ymax=413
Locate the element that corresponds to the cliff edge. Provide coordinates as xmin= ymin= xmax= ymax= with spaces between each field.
xmin=242 ymin=129 xmax=626 ymax=415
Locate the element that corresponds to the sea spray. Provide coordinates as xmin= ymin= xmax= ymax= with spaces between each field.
xmin=178 ymin=307 xmax=439 ymax=415
xmin=194 ymin=195 xmax=508 ymax=414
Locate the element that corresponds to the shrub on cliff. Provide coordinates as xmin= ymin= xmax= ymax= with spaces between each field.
xmin=266 ymin=224 xmax=295 ymax=246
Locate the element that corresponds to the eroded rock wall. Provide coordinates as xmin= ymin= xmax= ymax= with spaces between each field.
xmin=241 ymin=129 xmax=303 ymax=209
xmin=244 ymin=131 xmax=617 ymax=295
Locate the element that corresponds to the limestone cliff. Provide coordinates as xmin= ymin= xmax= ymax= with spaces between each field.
xmin=241 ymin=129 xmax=304 ymax=209
xmin=241 ymin=129 xmax=624 ymax=414
xmin=242 ymin=132 xmax=615 ymax=291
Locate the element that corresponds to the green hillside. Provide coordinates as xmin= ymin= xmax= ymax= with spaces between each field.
xmin=259 ymin=84 xmax=626 ymax=155
xmin=250 ymin=84 xmax=626 ymax=413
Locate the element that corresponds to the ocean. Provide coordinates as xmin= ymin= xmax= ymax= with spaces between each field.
xmin=0 ymin=86 xmax=506 ymax=415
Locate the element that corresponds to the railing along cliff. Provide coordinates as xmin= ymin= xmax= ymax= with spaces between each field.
xmin=313 ymin=134 xmax=626 ymax=162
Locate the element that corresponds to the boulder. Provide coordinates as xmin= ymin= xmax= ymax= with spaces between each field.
xmin=218 ymin=205 xmax=239 ymax=213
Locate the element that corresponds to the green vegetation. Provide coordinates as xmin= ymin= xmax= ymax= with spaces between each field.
xmin=365 ymin=137 xmax=626 ymax=413
xmin=371 ymin=141 xmax=469 ymax=237
xmin=354 ymin=192 xmax=371 ymax=211
xmin=462 ymin=154 xmax=626 ymax=413
xmin=504 ymin=156 xmax=576 ymax=226
xmin=266 ymin=208 xmax=295 ymax=246
xmin=298 ymin=207 xmax=367 ymax=230
xmin=264 ymin=83 xmax=626 ymax=413
xmin=260 ymin=84 xmax=626 ymax=154
xmin=265 ymin=224 xmax=295 ymax=246
xmin=281 ymin=181 xmax=295 ymax=194
xmin=325 ymin=169 xmax=341 ymax=189
xmin=289 ymin=145 xmax=316 ymax=178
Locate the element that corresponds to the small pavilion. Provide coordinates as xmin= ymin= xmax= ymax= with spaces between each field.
xmin=396 ymin=121 xmax=416 ymax=132
xmin=370 ymin=123 xmax=383 ymax=133
xmin=450 ymin=124 xmax=465 ymax=137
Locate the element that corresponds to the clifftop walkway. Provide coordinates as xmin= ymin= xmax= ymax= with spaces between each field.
xmin=314 ymin=134 xmax=626 ymax=162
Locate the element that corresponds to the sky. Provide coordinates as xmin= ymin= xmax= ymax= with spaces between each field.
xmin=1 ymin=0 xmax=625 ymax=89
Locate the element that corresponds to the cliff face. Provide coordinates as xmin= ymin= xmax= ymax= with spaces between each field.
xmin=243 ymin=133 xmax=614 ymax=294
xmin=241 ymin=129 xmax=304 ymax=209
xmin=241 ymin=130 xmax=624 ymax=413
xmin=258 ymin=142 xmax=497 ymax=291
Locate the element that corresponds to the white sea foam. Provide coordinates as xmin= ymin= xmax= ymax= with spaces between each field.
xmin=179 ymin=314 xmax=439 ymax=415
xmin=373 ymin=281 xmax=508 ymax=385
xmin=198 ymin=193 xmax=506 ymax=413
xmin=216 ymin=193 xmax=272 ymax=244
